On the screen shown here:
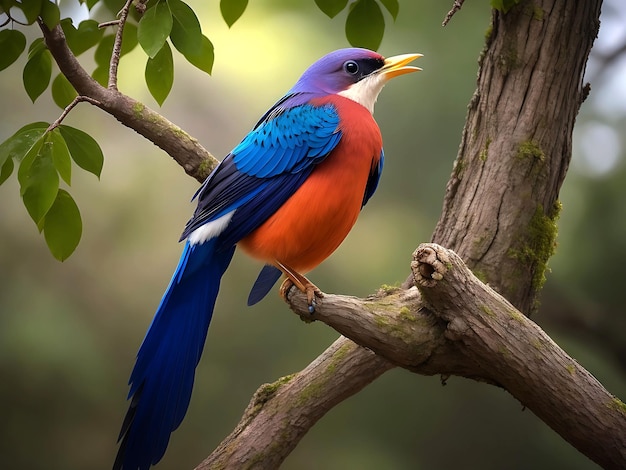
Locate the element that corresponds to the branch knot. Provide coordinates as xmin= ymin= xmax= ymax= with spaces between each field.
xmin=412 ymin=244 xmax=450 ymax=287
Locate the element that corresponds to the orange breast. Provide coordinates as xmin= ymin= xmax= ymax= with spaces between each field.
xmin=239 ymin=95 xmax=383 ymax=273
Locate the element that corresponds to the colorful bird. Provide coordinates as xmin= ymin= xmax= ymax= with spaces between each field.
xmin=113 ymin=47 xmax=421 ymax=469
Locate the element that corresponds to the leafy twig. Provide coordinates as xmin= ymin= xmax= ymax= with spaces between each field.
xmin=39 ymin=22 xmax=217 ymax=182
xmin=98 ymin=20 xmax=121 ymax=28
xmin=47 ymin=95 xmax=102 ymax=132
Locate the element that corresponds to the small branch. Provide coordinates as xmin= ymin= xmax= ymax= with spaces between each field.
xmin=47 ymin=95 xmax=102 ymax=132
xmin=286 ymin=287 xmax=449 ymax=371
xmin=442 ymin=0 xmax=466 ymax=26
xmin=108 ymin=0 xmax=134 ymax=90
xmin=38 ymin=21 xmax=218 ymax=182
xmin=98 ymin=20 xmax=121 ymax=28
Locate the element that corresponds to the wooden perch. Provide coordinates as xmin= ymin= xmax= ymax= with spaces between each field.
xmin=411 ymin=244 xmax=626 ymax=469
xmin=206 ymin=243 xmax=625 ymax=469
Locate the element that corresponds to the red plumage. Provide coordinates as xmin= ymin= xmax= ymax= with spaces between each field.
xmin=239 ymin=95 xmax=383 ymax=274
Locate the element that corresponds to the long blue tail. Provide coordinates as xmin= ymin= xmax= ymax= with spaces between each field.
xmin=113 ymin=239 xmax=235 ymax=470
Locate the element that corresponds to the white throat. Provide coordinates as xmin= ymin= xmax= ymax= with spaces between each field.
xmin=337 ymin=73 xmax=388 ymax=114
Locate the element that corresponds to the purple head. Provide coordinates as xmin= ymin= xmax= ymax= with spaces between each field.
xmin=290 ymin=48 xmax=385 ymax=95
xmin=286 ymin=48 xmax=422 ymax=113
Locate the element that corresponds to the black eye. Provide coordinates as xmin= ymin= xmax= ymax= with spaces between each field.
xmin=343 ymin=60 xmax=359 ymax=75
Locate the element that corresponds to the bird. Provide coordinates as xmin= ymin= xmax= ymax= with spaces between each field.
xmin=113 ymin=47 xmax=421 ymax=469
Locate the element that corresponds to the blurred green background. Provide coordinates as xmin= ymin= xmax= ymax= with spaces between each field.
xmin=1 ymin=1 xmax=625 ymax=469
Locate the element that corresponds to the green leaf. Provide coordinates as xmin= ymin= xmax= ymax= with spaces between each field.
xmin=51 ymin=73 xmax=78 ymax=109
xmin=0 ymin=0 xmax=13 ymax=15
xmin=314 ymin=0 xmax=348 ymax=18
xmin=17 ymin=134 xmax=44 ymax=186
xmin=49 ymin=128 xmax=72 ymax=185
xmin=20 ymin=137 xmax=59 ymax=224
xmin=40 ymin=0 xmax=61 ymax=28
xmin=43 ymin=189 xmax=82 ymax=261
xmin=183 ymin=34 xmax=214 ymax=75
xmin=23 ymin=47 xmax=52 ymax=102
xmin=92 ymin=24 xmax=137 ymax=67
xmin=169 ymin=0 xmax=202 ymax=56
xmin=145 ymin=41 xmax=173 ymax=106
xmin=0 ymin=29 xmax=27 ymax=71
xmin=379 ymin=0 xmax=399 ymax=20
xmin=220 ymin=0 xmax=248 ymax=27
xmin=59 ymin=125 xmax=104 ymax=178
xmin=0 ymin=156 xmax=14 ymax=186
xmin=345 ymin=0 xmax=385 ymax=51
xmin=91 ymin=65 xmax=108 ymax=87
xmin=0 ymin=122 xmax=48 ymax=168
xmin=120 ymin=22 xmax=139 ymax=56
xmin=28 ymin=37 xmax=46 ymax=57
xmin=17 ymin=0 xmax=42 ymax=24
xmin=62 ymin=18 xmax=105 ymax=56
xmin=94 ymin=34 xmax=115 ymax=67
xmin=138 ymin=0 xmax=173 ymax=58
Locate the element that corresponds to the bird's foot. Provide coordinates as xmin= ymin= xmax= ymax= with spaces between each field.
xmin=279 ymin=278 xmax=323 ymax=313
xmin=276 ymin=262 xmax=323 ymax=313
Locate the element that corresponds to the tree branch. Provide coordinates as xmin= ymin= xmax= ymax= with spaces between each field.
xmin=47 ymin=95 xmax=102 ymax=132
xmin=281 ymin=243 xmax=626 ymax=469
xmin=430 ymin=0 xmax=602 ymax=314
xmin=412 ymin=244 xmax=626 ymax=469
xmin=196 ymin=337 xmax=394 ymax=469
xmin=442 ymin=0 xmax=466 ymax=27
xmin=107 ymin=0 xmax=133 ymax=90
xmin=203 ymin=241 xmax=626 ymax=469
xmin=38 ymin=22 xmax=217 ymax=183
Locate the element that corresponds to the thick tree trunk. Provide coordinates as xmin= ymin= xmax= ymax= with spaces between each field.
xmin=430 ymin=0 xmax=601 ymax=314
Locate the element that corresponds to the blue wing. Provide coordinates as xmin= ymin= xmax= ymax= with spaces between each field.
xmin=363 ymin=149 xmax=384 ymax=207
xmin=180 ymin=97 xmax=342 ymax=245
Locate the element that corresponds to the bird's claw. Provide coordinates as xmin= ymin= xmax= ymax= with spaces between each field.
xmin=279 ymin=278 xmax=323 ymax=313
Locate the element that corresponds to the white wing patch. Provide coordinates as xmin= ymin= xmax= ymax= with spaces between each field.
xmin=188 ymin=210 xmax=235 ymax=245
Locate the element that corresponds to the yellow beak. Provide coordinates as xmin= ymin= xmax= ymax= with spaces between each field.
xmin=380 ymin=53 xmax=423 ymax=80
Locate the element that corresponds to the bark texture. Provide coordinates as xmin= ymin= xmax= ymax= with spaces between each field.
xmin=198 ymin=243 xmax=626 ymax=469
xmin=197 ymin=337 xmax=394 ymax=469
xmin=412 ymin=244 xmax=626 ymax=469
xmin=430 ymin=1 xmax=602 ymax=314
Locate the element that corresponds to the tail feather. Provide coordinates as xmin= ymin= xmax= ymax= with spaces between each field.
xmin=114 ymin=239 xmax=235 ymax=470
xmin=247 ymin=264 xmax=283 ymax=306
